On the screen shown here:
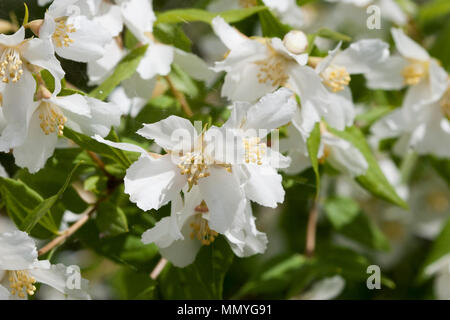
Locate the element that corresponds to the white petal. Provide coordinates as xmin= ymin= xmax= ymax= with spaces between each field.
xmin=0 ymin=27 xmax=25 ymax=47
xmin=0 ymin=231 xmax=38 ymax=270
xmin=211 ymin=16 xmax=248 ymax=51
xmin=94 ymin=1 xmax=124 ymax=37
xmin=0 ymin=71 xmax=37 ymax=151
xmin=93 ymin=135 xmax=148 ymax=155
xmin=30 ymin=263 xmax=90 ymax=300
xmin=136 ymin=42 xmax=174 ymax=79
xmin=87 ymin=40 xmax=124 ymax=85
xmin=197 ymin=167 xmax=245 ymax=233
xmin=242 ymin=164 xmax=284 ymax=208
xmin=244 ymin=88 xmax=297 ymax=133
xmin=391 ymin=28 xmax=429 ymax=61
xmin=122 ymin=72 xmax=156 ymax=100
xmin=365 ymin=56 xmax=407 ymax=90
xmin=55 ymin=16 xmax=111 ymax=62
xmin=52 ymin=94 xmax=91 ymax=117
xmin=121 ymin=0 xmax=156 ymax=43
xmin=137 ymin=115 xmax=197 ymax=151
xmin=333 ymin=39 xmax=390 ymax=74
xmin=124 ymin=155 xmax=186 ymax=211
xmin=379 ymin=0 xmax=407 ymax=26
xmin=13 ymin=111 xmax=58 ymax=173
xmin=0 ymin=284 xmax=10 ymax=300
xmin=297 ymin=276 xmax=345 ymax=300
xmin=21 ymin=38 xmax=65 ymax=94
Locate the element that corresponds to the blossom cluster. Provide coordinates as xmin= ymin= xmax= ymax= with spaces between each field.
xmin=0 ymin=0 xmax=448 ymax=300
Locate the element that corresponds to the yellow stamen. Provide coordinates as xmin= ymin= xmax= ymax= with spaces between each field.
xmin=427 ymin=191 xmax=449 ymax=213
xmin=177 ymin=152 xmax=210 ymax=189
xmin=8 ymin=270 xmax=37 ymax=299
xmin=52 ymin=18 xmax=76 ymax=48
xmin=243 ymin=137 xmax=266 ymax=165
xmin=0 ymin=47 xmax=23 ymax=83
xmin=322 ymin=65 xmax=351 ymax=93
xmin=440 ymin=86 xmax=450 ymax=119
xmin=189 ymin=202 xmax=218 ymax=246
xmin=402 ymin=60 xmax=429 ymax=86
xmin=38 ymin=101 xmax=67 ymax=136
xmin=254 ymin=43 xmax=290 ymax=87
xmin=239 ymin=0 xmax=257 ymax=8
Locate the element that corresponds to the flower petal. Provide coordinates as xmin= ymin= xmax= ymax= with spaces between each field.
xmin=391 ymin=28 xmax=429 ymax=61
xmin=0 ymin=231 xmax=38 ymax=271
xmin=136 ymin=42 xmax=174 ymax=80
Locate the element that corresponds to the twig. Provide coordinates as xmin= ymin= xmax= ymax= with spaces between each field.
xmin=305 ymin=202 xmax=318 ymax=257
xmin=164 ymin=75 xmax=194 ymax=118
xmin=150 ymin=258 xmax=168 ymax=280
xmin=87 ymin=151 xmax=114 ymax=179
xmin=38 ymin=204 xmax=98 ymax=256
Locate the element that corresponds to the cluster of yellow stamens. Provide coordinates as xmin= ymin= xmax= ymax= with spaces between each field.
xmin=38 ymin=102 xmax=67 ymax=136
xmin=427 ymin=191 xmax=449 ymax=213
xmin=8 ymin=270 xmax=37 ymax=298
xmin=0 ymin=48 xmax=23 ymax=83
xmin=440 ymin=86 xmax=450 ymax=119
xmin=402 ymin=60 xmax=429 ymax=86
xmin=190 ymin=202 xmax=218 ymax=245
xmin=255 ymin=46 xmax=290 ymax=87
xmin=321 ymin=65 xmax=351 ymax=92
xmin=53 ymin=18 xmax=76 ymax=48
xmin=244 ymin=137 xmax=266 ymax=165
xmin=239 ymin=0 xmax=257 ymax=8
xmin=178 ymin=152 xmax=211 ymax=188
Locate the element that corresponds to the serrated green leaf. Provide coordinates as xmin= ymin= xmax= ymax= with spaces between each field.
xmin=153 ymin=23 xmax=192 ymax=52
xmin=155 ymin=6 xmax=266 ymax=24
xmin=328 ymin=126 xmax=408 ymax=208
xmin=89 ymin=45 xmax=148 ymax=100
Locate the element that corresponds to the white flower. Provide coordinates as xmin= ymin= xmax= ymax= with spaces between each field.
xmin=221 ymin=88 xmax=296 ymax=208
xmin=0 ymin=231 xmax=90 ymax=300
xmin=141 ymin=186 xmax=267 ymax=267
xmin=94 ymin=115 xmax=246 ymax=233
xmin=37 ymin=0 xmax=112 ymax=62
xmin=366 ymin=28 xmax=448 ymax=109
xmin=293 ymin=275 xmax=345 ymax=300
xmin=212 ymin=17 xmax=363 ymax=134
xmin=371 ymin=79 xmax=450 ymax=159
xmin=0 ymin=27 xmax=64 ymax=151
xmin=12 ymin=87 xmax=122 ymax=173
xmin=282 ymin=119 xmax=368 ymax=177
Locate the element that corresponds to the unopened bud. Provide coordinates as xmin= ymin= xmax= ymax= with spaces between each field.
xmin=25 ymin=19 xmax=44 ymax=37
xmin=283 ymin=30 xmax=308 ymax=55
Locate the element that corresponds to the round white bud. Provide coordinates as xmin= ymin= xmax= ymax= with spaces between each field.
xmin=283 ymin=30 xmax=308 ymax=55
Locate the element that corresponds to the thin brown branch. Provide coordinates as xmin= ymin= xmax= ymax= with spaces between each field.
xmin=87 ymin=151 xmax=113 ymax=179
xmin=150 ymin=258 xmax=168 ymax=280
xmin=164 ymin=75 xmax=194 ymax=118
xmin=38 ymin=204 xmax=98 ymax=256
xmin=305 ymin=202 xmax=318 ymax=258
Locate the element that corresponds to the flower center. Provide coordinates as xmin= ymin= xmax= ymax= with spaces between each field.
xmin=427 ymin=191 xmax=449 ymax=213
xmin=52 ymin=18 xmax=76 ymax=48
xmin=8 ymin=270 xmax=36 ymax=299
xmin=244 ymin=137 xmax=266 ymax=165
xmin=178 ymin=152 xmax=210 ymax=189
xmin=239 ymin=0 xmax=257 ymax=8
xmin=38 ymin=101 xmax=67 ymax=135
xmin=440 ymin=86 xmax=450 ymax=119
xmin=190 ymin=202 xmax=218 ymax=246
xmin=402 ymin=60 xmax=429 ymax=86
xmin=255 ymin=45 xmax=290 ymax=87
xmin=0 ymin=47 xmax=23 ymax=83
xmin=321 ymin=65 xmax=351 ymax=93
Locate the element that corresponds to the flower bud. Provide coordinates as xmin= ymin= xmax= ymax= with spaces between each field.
xmin=283 ymin=30 xmax=308 ymax=55
xmin=25 ymin=19 xmax=44 ymax=37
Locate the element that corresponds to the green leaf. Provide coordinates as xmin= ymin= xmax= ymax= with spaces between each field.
xmin=96 ymin=201 xmax=129 ymax=237
xmin=89 ymin=45 xmax=148 ymax=100
xmin=21 ymin=163 xmax=81 ymax=233
xmin=315 ymin=28 xmax=352 ymax=42
xmin=328 ymin=125 xmax=408 ymax=208
xmin=258 ymin=8 xmax=291 ymax=38
xmin=160 ymin=237 xmax=233 ymax=299
xmin=112 ymin=267 xmax=157 ymax=300
xmin=324 ymin=197 xmax=390 ymax=251
xmin=153 ymin=23 xmax=192 ymax=52
xmin=155 ymin=6 xmax=266 ymax=24
xmin=0 ymin=177 xmax=59 ymax=238
xmin=63 ymin=127 xmax=133 ymax=170
xmin=419 ymin=0 xmax=450 ymax=26
xmin=306 ymin=122 xmax=321 ymax=198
